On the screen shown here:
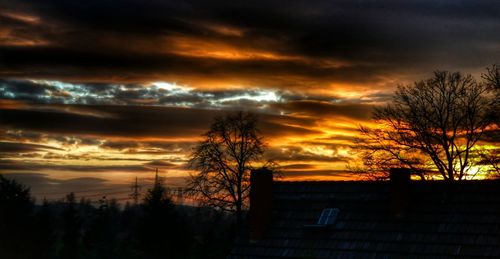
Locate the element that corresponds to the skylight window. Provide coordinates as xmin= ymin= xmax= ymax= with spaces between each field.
xmin=317 ymin=208 xmax=340 ymax=226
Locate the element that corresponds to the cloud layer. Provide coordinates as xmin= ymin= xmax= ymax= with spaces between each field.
xmin=1 ymin=0 xmax=498 ymax=89
xmin=0 ymin=0 xmax=499 ymax=200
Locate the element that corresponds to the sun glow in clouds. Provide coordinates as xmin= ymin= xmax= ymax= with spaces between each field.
xmin=218 ymin=90 xmax=280 ymax=103
xmin=151 ymin=82 xmax=192 ymax=94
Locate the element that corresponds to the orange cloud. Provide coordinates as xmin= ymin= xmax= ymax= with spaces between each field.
xmin=163 ymin=35 xmax=301 ymax=61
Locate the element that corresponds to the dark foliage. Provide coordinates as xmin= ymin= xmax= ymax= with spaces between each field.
xmin=0 ymin=174 xmax=235 ymax=259
xmin=0 ymin=175 xmax=38 ymax=259
xmin=60 ymin=193 xmax=81 ymax=259
xmin=137 ymin=173 xmax=193 ymax=259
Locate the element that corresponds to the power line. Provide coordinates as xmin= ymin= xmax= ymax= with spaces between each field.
xmin=79 ymin=190 xmax=132 ymax=198
xmin=32 ymin=184 xmax=153 ymax=196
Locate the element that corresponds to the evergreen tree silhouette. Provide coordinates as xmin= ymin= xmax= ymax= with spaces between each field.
xmin=83 ymin=197 xmax=121 ymax=259
xmin=33 ymin=199 xmax=56 ymax=259
xmin=60 ymin=192 xmax=81 ymax=259
xmin=0 ymin=174 xmax=37 ymax=259
xmin=137 ymin=169 xmax=192 ymax=258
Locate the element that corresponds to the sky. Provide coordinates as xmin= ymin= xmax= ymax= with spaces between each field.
xmin=1 ymin=0 xmax=499 ymax=201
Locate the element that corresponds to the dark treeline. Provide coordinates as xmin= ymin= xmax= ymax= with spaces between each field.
xmin=0 ymin=174 xmax=236 ymax=259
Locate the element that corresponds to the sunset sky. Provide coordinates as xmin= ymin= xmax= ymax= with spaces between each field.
xmin=1 ymin=0 xmax=499 ymax=201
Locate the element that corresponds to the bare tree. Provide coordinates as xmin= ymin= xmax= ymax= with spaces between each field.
xmin=482 ymin=64 xmax=500 ymax=125
xmin=478 ymin=148 xmax=500 ymax=176
xmin=355 ymin=71 xmax=496 ymax=181
xmin=352 ymin=129 xmax=431 ymax=180
xmin=482 ymin=64 xmax=500 ymax=91
xmin=480 ymin=64 xmax=500 ymax=176
xmin=188 ymin=111 xmax=266 ymax=224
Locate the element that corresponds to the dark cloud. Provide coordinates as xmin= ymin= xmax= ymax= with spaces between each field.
xmin=481 ymin=128 xmax=500 ymax=144
xmin=0 ymin=103 xmax=324 ymax=138
xmin=280 ymin=169 xmax=355 ymax=178
xmin=0 ymin=159 xmax=146 ymax=173
xmin=309 ymin=135 xmax=358 ymax=143
xmin=0 ymin=79 xmax=336 ymax=108
xmin=260 ymin=120 xmax=322 ymax=137
xmin=0 ymin=0 xmax=498 ymax=190
xmin=141 ymin=141 xmax=196 ymax=151
xmin=271 ymin=100 xmax=376 ymax=120
xmin=0 ymin=141 xmax=62 ymax=153
xmin=1 ymin=130 xmax=45 ymax=142
xmin=0 ymin=79 xmax=49 ymax=97
xmin=0 ymin=131 xmax=104 ymax=154
xmin=279 ymin=163 xmax=316 ymax=170
xmin=0 ymin=46 xmax=393 ymax=87
xmin=0 ymin=105 xmax=211 ymax=138
xmin=145 ymin=160 xmax=183 ymax=169
xmin=266 ymin=146 xmax=349 ymax=163
xmin=1 ymin=0 xmax=498 ymax=86
xmin=100 ymin=141 xmax=140 ymax=150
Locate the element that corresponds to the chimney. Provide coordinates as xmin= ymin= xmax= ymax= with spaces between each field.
xmin=389 ymin=168 xmax=411 ymax=217
xmin=249 ymin=167 xmax=273 ymax=242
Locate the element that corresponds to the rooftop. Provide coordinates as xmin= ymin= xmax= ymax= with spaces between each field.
xmin=229 ymin=179 xmax=500 ymax=258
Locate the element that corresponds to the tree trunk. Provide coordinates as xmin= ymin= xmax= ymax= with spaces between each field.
xmin=236 ymin=177 xmax=243 ymax=227
xmin=236 ymin=201 xmax=242 ymax=227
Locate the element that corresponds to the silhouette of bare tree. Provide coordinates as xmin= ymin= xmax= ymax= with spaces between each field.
xmin=187 ymin=111 xmax=267 ymax=225
xmin=355 ymin=70 xmax=497 ymax=180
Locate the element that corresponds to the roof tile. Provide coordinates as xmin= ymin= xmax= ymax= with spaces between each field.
xmin=230 ymin=180 xmax=500 ymax=258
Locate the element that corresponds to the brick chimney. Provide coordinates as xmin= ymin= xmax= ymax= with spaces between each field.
xmin=249 ymin=167 xmax=273 ymax=242
xmin=389 ymin=168 xmax=411 ymax=217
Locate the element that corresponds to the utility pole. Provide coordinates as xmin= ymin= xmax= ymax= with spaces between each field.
xmin=154 ymin=167 xmax=165 ymax=188
xmin=130 ymin=176 xmax=141 ymax=205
